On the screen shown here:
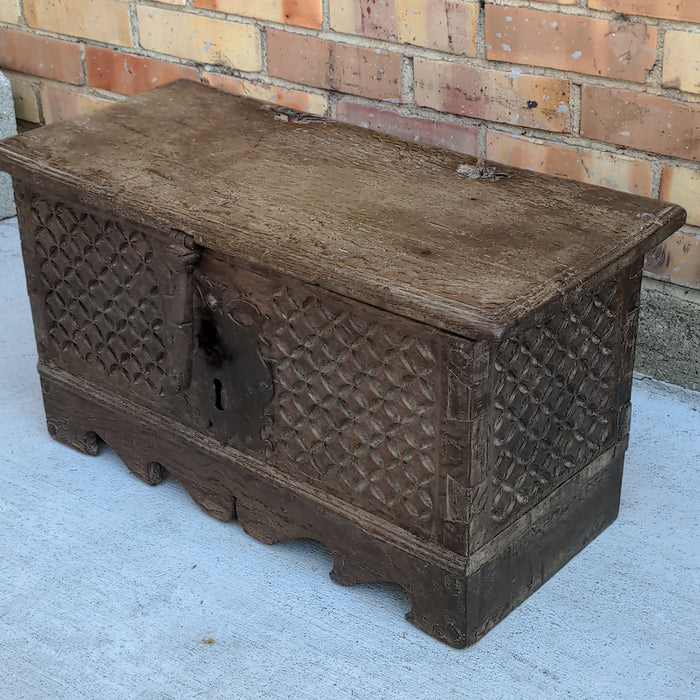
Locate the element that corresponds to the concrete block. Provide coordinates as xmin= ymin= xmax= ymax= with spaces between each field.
xmin=0 ymin=71 xmax=18 ymax=219
xmin=635 ymin=277 xmax=700 ymax=391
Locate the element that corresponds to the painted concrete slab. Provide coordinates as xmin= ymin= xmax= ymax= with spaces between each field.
xmin=0 ymin=216 xmax=698 ymax=698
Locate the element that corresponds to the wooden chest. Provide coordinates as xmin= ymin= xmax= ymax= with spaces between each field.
xmin=0 ymin=81 xmax=685 ymax=647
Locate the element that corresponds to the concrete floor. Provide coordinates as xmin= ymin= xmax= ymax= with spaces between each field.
xmin=1 ymin=216 xmax=698 ymax=699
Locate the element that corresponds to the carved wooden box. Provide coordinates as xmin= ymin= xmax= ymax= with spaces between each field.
xmin=0 ymin=81 xmax=685 ymax=647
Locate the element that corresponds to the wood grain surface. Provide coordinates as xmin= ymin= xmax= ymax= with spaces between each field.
xmin=0 ymin=80 xmax=685 ymax=339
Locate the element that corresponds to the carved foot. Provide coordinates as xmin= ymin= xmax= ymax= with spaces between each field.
xmin=330 ymin=548 xmax=469 ymax=646
xmin=120 ymin=458 xmax=167 ymax=486
xmin=332 ymin=555 xmax=469 ymax=647
xmin=46 ymin=417 xmax=100 ymax=456
xmin=179 ymin=482 xmax=236 ymax=522
xmin=404 ymin=570 xmax=468 ymax=648
xmin=41 ymin=376 xmax=101 ymax=455
xmin=236 ymin=496 xmax=309 ymax=545
xmin=330 ymin=553 xmax=380 ymax=587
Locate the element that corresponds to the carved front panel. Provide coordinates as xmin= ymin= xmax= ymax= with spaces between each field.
xmin=15 ymin=184 xmax=193 ymax=400
xmin=261 ymin=285 xmax=440 ymax=538
xmin=472 ymin=275 xmax=624 ymax=546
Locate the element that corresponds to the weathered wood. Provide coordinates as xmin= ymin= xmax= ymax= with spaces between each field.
xmin=0 ymin=80 xmax=684 ymax=340
xmin=0 ymin=81 xmax=686 ymax=646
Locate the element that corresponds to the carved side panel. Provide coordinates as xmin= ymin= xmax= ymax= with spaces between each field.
xmin=615 ymin=259 xmax=644 ymax=444
xmin=471 ymin=273 xmax=625 ymax=550
xmin=15 ymin=182 xmax=197 ymax=400
xmin=261 ymin=285 xmax=441 ymax=538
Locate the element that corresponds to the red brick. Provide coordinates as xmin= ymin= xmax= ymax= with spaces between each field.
xmin=137 ymin=6 xmax=261 ymax=72
xmin=40 ymin=84 xmax=116 ymax=124
xmin=414 ymin=58 xmax=571 ymax=132
xmin=0 ymin=28 xmax=83 ymax=85
xmin=202 ymin=72 xmax=328 ymax=115
xmin=25 ymin=0 xmax=133 ymax=47
xmin=486 ymin=131 xmax=653 ymax=196
xmin=267 ymin=30 xmax=402 ymax=100
xmin=194 ymin=0 xmax=322 ymax=29
xmin=0 ymin=0 xmax=22 ymax=23
xmin=5 ymin=71 xmax=41 ymax=123
xmin=662 ymin=32 xmax=700 ymax=96
xmin=86 ymin=47 xmax=198 ymax=96
xmin=485 ymin=6 xmax=656 ymax=83
xmin=580 ymin=86 xmax=700 ymax=162
xmin=330 ymin=0 xmax=478 ymax=56
xmin=660 ymin=165 xmax=700 ymax=227
xmin=588 ymin=0 xmax=700 ymax=23
xmin=337 ymin=101 xmax=479 ymax=156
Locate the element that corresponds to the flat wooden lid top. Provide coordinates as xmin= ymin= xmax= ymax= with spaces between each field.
xmin=0 ymin=80 xmax=684 ymax=339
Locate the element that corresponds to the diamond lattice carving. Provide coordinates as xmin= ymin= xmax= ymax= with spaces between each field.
xmin=29 ymin=195 xmax=170 ymax=396
xmin=262 ymin=287 xmax=438 ymax=528
xmin=491 ymin=277 xmax=620 ymax=524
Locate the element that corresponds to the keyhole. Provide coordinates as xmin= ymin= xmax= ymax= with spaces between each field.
xmin=213 ymin=378 xmax=224 ymax=411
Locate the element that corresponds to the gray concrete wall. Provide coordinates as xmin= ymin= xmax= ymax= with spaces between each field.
xmin=636 ymin=277 xmax=700 ymax=391
xmin=0 ymin=71 xmax=17 ymax=219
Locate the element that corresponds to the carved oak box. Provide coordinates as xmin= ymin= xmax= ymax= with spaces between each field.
xmin=0 ymin=81 xmax=685 ymax=647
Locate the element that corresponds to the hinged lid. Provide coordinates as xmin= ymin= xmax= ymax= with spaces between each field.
xmin=0 ymin=80 xmax=685 ymax=340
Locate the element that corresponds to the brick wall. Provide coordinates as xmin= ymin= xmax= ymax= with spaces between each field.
xmin=0 ymin=0 xmax=698 ymax=290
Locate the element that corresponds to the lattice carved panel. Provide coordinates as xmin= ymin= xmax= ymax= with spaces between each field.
xmin=21 ymin=189 xmax=176 ymax=398
xmin=488 ymin=276 xmax=622 ymax=529
xmin=261 ymin=286 xmax=440 ymax=536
